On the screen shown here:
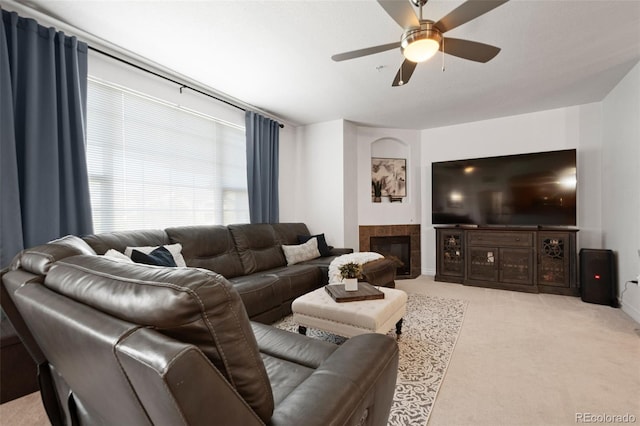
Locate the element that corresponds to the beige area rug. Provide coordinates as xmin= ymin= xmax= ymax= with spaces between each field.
xmin=273 ymin=293 xmax=468 ymax=425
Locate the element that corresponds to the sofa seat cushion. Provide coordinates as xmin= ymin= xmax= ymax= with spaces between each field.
xmin=228 ymin=275 xmax=282 ymax=319
xmin=297 ymin=255 xmax=341 ymax=285
xmin=251 ymin=322 xmax=336 ymax=368
xmin=261 ymin=354 xmax=314 ymax=405
xmin=269 ymin=333 xmax=399 ymax=425
xmin=251 ymin=322 xmax=338 ymax=405
xmin=262 ymin=265 xmax=323 ymax=305
xmin=44 ymin=255 xmax=274 ymax=422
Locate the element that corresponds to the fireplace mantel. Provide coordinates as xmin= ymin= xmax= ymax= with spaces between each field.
xmin=359 ymin=225 xmax=421 ymax=279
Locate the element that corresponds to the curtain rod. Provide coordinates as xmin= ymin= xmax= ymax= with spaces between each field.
xmin=88 ymin=46 xmax=284 ymax=129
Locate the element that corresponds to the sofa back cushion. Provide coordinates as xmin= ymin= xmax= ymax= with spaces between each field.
xmin=271 ymin=223 xmax=311 ymax=245
xmin=43 ymin=255 xmax=274 ymax=422
xmin=228 ymin=224 xmax=286 ymax=275
xmin=82 ymin=229 xmax=170 ymax=255
xmin=165 ymin=226 xmax=244 ymax=278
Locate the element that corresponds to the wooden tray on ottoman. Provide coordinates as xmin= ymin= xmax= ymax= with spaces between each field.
xmin=325 ymin=282 xmax=385 ymax=303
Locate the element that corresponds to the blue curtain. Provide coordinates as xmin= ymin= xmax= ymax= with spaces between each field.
xmin=245 ymin=111 xmax=279 ymax=224
xmin=0 ymin=10 xmax=93 ymax=268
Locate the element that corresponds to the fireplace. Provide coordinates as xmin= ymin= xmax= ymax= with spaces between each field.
xmin=370 ymin=236 xmax=411 ymax=276
xmin=359 ymin=225 xmax=421 ymax=279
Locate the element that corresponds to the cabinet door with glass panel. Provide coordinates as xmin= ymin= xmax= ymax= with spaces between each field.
xmin=537 ymin=232 xmax=572 ymax=288
xmin=435 ymin=229 xmax=465 ymax=283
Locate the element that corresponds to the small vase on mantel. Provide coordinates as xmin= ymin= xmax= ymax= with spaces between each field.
xmin=344 ymin=278 xmax=358 ymax=292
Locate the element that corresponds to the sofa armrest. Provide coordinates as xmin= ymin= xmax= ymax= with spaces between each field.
xmin=270 ymin=333 xmax=398 ymax=426
xmin=329 ymin=248 xmax=354 ymax=256
xmin=362 ymin=258 xmax=397 ymax=288
xmin=117 ymin=327 xmax=264 ymax=426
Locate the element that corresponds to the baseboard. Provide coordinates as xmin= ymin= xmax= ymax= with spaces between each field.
xmin=619 ymin=299 xmax=640 ymax=325
xmin=422 ymin=268 xmax=435 ymax=276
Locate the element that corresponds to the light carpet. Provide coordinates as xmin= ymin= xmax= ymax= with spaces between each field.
xmin=273 ymin=293 xmax=468 ymax=426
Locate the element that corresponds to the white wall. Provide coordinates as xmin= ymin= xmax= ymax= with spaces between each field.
xmin=420 ymin=104 xmax=603 ymax=275
xmin=570 ymin=104 xmax=604 ymax=249
xmin=280 ymin=120 xmax=349 ymax=247
xmin=343 ymin=121 xmax=359 ymax=248
xmin=601 ymin=62 xmax=640 ymax=323
xmin=357 ymin=127 xmax=421 ymax=233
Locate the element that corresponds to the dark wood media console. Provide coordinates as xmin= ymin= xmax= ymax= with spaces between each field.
xmin=435 ymin=226 xmax=579 ymax=296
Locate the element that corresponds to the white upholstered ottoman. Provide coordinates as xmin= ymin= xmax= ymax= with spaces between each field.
xmin=292 ymin=285 xmax=408 ymax=338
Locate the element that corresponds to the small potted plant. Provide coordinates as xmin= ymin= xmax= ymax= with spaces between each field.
xmin=339 ymin=262 xmax=363 ymax=291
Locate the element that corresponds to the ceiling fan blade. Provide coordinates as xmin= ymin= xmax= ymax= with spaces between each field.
xmin=331 ymin=42 xmax=400 ymax=62
xmin=377 ymin=0 xmax=419 ymax=29
xmin=392 ymin=60 xmax=418 ymax=87
xmin=435 ymin=0 xmax=509 ymax=33
xmin=442 ymin=38 xmax=501 ymax=62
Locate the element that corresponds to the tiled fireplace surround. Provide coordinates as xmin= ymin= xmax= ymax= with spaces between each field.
xmin=359 ymin=225 xmax=421 ymax=279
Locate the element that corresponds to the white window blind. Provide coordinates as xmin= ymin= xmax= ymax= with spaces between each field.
xmin=86 ymin=78 xmax=249 ymax=234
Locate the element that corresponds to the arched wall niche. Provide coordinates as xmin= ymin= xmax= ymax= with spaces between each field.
xmin=370 ymin=137 xmax=409 ymax=158
xmin=370 ymin=137 xmax=410 ymax=203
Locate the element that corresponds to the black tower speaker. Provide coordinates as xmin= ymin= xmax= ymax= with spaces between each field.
xmin=579 ymin=249 xmax=617 ymax=307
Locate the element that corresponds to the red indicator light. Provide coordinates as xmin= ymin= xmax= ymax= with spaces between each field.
xmin=594 ymin=274 xmax=601 ymax=280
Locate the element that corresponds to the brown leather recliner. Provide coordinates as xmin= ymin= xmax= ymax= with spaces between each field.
xmin=4 ymin=246 xmax=399 ymax=425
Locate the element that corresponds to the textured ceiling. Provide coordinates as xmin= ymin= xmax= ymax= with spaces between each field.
xmin=9 ymin=0 xmax=640 ymax=129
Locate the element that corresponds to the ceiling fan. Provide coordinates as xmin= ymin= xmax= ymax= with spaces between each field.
xmin=331 ymin=0 xmax=509 ymax=86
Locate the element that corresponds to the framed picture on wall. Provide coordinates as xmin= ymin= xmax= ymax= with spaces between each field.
xmin=371 ymin=157 xmax=406 ymax=197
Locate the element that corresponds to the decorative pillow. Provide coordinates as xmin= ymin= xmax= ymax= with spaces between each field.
xmin=131 ymin=246 xmax=177 ymax=267
xmin=282 ymin=238 xmax=321 ymax=266
xmin=104 ymin=249 xmax=134 ymax=264
xmin=124 ymin=243 xmax=186 ymax=267
xmin=297 ymin=233 xmax=332 ymax=257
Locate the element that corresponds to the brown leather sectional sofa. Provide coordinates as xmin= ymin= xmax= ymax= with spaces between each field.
xmin=83 ymin=223 xmax=397 ymax=323
xmin=1 ymin=223 xmax=399 ymax=425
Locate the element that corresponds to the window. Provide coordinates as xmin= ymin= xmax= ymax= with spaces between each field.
xmin=86 ymin=78 xmax=249 ymax=233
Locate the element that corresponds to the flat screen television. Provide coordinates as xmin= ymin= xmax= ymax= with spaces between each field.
xmin=431 ymin=149 xmax=577 ymax=226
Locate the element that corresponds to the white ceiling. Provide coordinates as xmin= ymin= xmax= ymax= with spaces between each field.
xmin=11 ymin=0 xmax=640 ymax=129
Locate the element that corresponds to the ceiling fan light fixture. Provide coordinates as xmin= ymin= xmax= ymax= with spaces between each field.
xmin=401 ymin=22 xmax=442 ymax=63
